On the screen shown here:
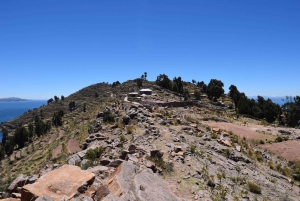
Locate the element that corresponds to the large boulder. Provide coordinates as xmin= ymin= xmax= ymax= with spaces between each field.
xmin=104 ymin=161 xmax=180 ymax=201
xmin=21 ymin=165 xmax=95 ymax=201
xmin=8 ymin=174 xmax=28 ymax=192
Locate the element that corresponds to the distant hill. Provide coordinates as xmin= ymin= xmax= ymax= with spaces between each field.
xmin=0 ymin=97 xmax=28 ymax=102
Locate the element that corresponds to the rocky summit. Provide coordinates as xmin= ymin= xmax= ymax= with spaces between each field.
xmin=1 ymin=80 xmax=300 ymax=201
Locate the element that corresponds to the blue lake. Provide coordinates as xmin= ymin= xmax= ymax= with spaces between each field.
xmin=0 ymin=100 xmax=47 ymax=141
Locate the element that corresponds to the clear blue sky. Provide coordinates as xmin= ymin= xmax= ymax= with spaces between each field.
xmin=0 ymin=0 xmax=299 ymax=99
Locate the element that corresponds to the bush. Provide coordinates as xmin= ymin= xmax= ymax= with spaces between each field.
xmin=211 ymin=133 xmax=218 ymax=139
xmin=275 ymin=136 xmax=283 ymax=142
xmin=120 ymin=135 xmax=126 ymax=143
xmin=81 ymin=160 xmax=95 ymax=170
xmin=190 ymin=145 xmax=196 ymax=154
xmin=148 ymin=156 xmax=174 ymax=174
xmin=247 ymin=181 xmax=261 ymax=194
xmin=85 ymin=146 xmax=104 ymax=161
xmin=126 ymin=126 xmax=134 ymax=134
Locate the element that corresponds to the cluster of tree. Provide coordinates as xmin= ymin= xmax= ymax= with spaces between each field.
xmin=282 ymin=96 xmax=300 ymax=127
xmin=135 ymin=78 xmax=143 ymax=89
xmin=0 ymin=115 xmax=52 ymax=158
xmin=112 ymin=81 xmax=121 ymax=88
xmin=155 ymin=74 xmax=187 ymax=95
xmin=229 ymin=85 xmax=282 ymax=123
xmin=52 ymin=110 xmax=64 ymax=127
xmin=196 ymin=81 xmax=208 ymax=93
xmin=47 ymin=95 xmax=65 ymax=105
xmin=141 ymin=72 xmax=147 ymax=81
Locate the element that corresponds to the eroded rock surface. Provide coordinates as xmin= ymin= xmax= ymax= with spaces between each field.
xmin=21 ymin=165 xmax=95 ymax=201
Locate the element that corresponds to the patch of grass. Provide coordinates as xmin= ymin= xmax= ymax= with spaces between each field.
xmin=120 ymin=135 xmax=126 ymax=143
xmin=85 ymin=146 xmax=104 ymax=161
xmin=247 ymin=180 xmax=261 ymax=194
xmin=126 ymin=126 xmax=134 ymax=134
xmin=190 ymin=145 xmax=196 ymax=154
xmin=211 ymin=133 xmax=218 ymax=139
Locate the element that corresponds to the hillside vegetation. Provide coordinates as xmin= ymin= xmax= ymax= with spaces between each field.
xmin=0 ymin=74 xmax=300 ymax=201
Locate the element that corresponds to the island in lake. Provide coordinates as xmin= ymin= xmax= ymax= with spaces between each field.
xmin=0 ymin=97 xmax=28 ymax=102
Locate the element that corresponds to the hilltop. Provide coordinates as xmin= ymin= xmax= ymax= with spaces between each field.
xmin=0 ymin=77 xmax=300 ymax=201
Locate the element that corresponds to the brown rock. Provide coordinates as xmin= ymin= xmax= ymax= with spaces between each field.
xmin=104 ymin=161 xmax=180 ymax=201
xmin=94 ymin=184 xmax=110 ymax=201
xmin=8 ymin=175 xmax=28 ymax=192
xmin=21 ymin=165 xmax=95 ymax=201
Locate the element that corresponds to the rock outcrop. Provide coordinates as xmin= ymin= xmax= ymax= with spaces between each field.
xmin=21 ymin=165 xmax=95 ymax=201
xmin=104 ymin=161 xmax=180 ymax=201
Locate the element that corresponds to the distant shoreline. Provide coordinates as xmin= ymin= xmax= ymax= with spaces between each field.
xmin=0 ymin=97 xmax=28 ymax=102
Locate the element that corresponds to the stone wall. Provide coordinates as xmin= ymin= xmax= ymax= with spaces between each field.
xmin=141 ymin=100 xmax=201 ymax=108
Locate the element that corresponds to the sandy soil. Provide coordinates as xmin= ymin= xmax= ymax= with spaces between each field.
xmin=51 ymin=145 xmax=62 ymax=158
xmin=67 ymin=138 xmax=81 ymax=154
xmin=259 ymin=140 xmax=300 ymax=161
xmin=203 ymin=121 xmax=275 ymax=141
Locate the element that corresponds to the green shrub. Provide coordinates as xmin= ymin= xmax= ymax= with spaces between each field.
xmin=247 ymin=181 xmax=261 ymax=194
xmin=81 ymin=160 xmax=95 ymax=170
xmin=275 ymin=136 xmax=283 ymax=142
xmin=147 ymin=156 xmax=174 ymax=174
xmin=120 ymin=135 xmax=126 ymax=143
xmin=211 ymin=133 xmax=218 ymax=139
xmin=85 ymin=146 xmax=104 ymax=161
xmin=190 ymin=145 xmax=196 ymax=154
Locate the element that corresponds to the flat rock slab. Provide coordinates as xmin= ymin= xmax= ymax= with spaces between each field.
xmin=104 ymin=161 xmax=180 ymax=201
xmin=21 ymin=165 xmax=95 ymax=201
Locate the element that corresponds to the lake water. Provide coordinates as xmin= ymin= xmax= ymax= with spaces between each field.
xmin=0 ymin=100 xmax=47 ymax=141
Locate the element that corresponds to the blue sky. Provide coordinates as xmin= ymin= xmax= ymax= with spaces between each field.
xmin=0 ymin=0 xmax=299 ymax=99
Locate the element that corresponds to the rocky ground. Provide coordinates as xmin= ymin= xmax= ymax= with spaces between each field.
xmin=1 ymin=81 xmax=300 ymax=201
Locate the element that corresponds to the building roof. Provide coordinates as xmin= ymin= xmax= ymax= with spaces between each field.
xmin=139 ymin=88 xmax=152 ymax=92
xmin=129 ymin=92 xmax=138 ymax=94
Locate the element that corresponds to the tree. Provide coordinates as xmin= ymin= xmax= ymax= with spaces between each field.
xmin=14 ymin=126 xmax=29 ymax=149
xmin=282 ymin=96 xmax=300 ymax=127
xmin=4 ymin=137 xmax=15 ymax=155
xmin=69 ymin=101 xmax=76 ymax=111
xmin=156 ymin=74 xmax=172 ymax=90
xmin=95 ymin=92 xmax=99 ymax=98
xmin=54 ymin=96 xmax=59 ymax=103
xmin=136 ymin=78 xmax=143 ymax=89
xmin=0 ymin=145 xmax=5 ymax=160
xmin=229 ymin=85 xmax=241 ymax=106
xmin=206 ymin=79 xmax=224 ymax=100
xmin=47 ymin=98 xmax=54 ymax=105
xmin=83 ymin=103 xmax=86 ymax=112
xmin=112 ymin=81 xmax=121 ymax=88
xmin=144 ymin=72 xmax=147 ymax=81
xmin=172 ymin=77 xmax=184 ymax=94
xmin=194 ymin=90 xmax=201 ymax=100
xmin=61 ymin=95 xmax=65 ymax=100
xmin=192 ymin=79 xmax=196 ymax=85
xmin=28 ymin=123 xmax=34 ymax=140
xmin=52 ymin=110 xmax=64 ymax=127
xmin=1 ymin=128 xmax=8 ymax=146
